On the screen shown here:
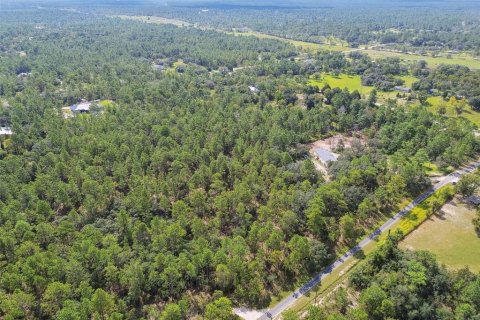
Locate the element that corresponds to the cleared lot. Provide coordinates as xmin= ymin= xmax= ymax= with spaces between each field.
xmin=400 ymin=197 xmax=480 ymax=272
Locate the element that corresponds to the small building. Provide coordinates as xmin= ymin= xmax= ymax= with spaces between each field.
xmin=153 ymin=64 xmax=166 ymax=72
xmin=394 ymin=86 xmax=412 ymax=93
xmin=70 ymin=101 xmax=92 ymax=114
xmin=0 ymin=127 xmax=13 ymax=136
xmin=249 ymin=86 xmax=260 ymax=94
xmin=17 ymin=72 xmax=32 ymax=78
xmin=314 ymin=147 xmax=338 ymax=165
xmin=218 ymin=67 xmax=230 ymax=75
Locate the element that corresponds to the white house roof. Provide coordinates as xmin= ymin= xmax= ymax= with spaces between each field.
xmin=70 ymin=102 xmax=91 ymax=112
xmin=0 ymin=127 xmax=13 ymax=135
xmin=249 ymin=86 xmax=259 ymax=93
xmin=314 ymin=147 xmax=338 ymax=163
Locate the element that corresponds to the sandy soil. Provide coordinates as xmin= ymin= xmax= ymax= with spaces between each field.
xmin=309 ymin=134 xmax=364 ymax=153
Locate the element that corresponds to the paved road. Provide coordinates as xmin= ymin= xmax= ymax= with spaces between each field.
xmin=237 ymin=160 xmax=480 ymax=320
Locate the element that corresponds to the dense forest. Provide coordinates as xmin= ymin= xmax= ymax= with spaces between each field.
xmin=0 ymin=3 xmax=479 ymax=320
xmin=103 ymin=5 xmax=480 ymax=54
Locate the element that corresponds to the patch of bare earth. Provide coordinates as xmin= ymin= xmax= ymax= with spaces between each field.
xmin=308 ymin=134 xmax=365 ymax=180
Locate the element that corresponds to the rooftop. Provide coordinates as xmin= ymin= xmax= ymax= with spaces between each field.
xmin=0 ymin=127 xmax=13 ymax=135
xmin=70 ymin=101 xmax=92 ymax=112
xmin=314 ymin=147 xmax=338 ymax=163
xmin=249 ymin=86 xmax=260 ymax=93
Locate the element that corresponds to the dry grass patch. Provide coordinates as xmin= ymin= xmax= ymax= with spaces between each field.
xmin=400 ymin=197 xmax=480 ymax=272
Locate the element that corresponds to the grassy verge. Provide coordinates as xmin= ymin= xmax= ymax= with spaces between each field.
xmin=388 ymin=185 xmax=455 ymax=237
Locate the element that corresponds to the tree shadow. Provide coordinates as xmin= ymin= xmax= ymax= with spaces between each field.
xmin=353 ymin=248 xmax=366 ymax=259
xmin=433 ymin=209 xmax=447 ymax=220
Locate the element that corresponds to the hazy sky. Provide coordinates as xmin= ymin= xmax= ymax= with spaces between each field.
xmin=2 ymin=0 xmax=480 ymax=9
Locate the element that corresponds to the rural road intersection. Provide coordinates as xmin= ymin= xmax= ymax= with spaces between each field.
xmin=235 ymin=159 xmax=480 ymax=320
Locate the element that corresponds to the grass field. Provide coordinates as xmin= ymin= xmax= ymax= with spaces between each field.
xmin=398 ymin=75 xmax=419 ymax=87
xmin=308 ymin=74 xmax=374 ymax=94
xmin=222 ymin=31 xmax=351 ymax=52
xmin=363 ymin=49 xmax=480 ymax=69
xmin=400 ymin=197 xmax=480 ymax=272
xmin=113 ymin=15 xmax=193 ymax=28
xmin=308 ymin=74 xmax=411 ymax=103
xmin=427 ymin=96 xmax=480 ymax=126
xmin=230 ymin=31 xmax=322 ymax=50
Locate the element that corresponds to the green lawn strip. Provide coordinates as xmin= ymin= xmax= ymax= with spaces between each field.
xmin=424 ymin=162 xmax=441 ymax=176
xmin=378 ymin=185 xmax=455 ymax=242
xmin=268 ymin=289 xmax=293 ymax=308
xmin=423 ymin=162 xmax=453 ymax=176
xmin=287 ymin=185 xmax=455 ymax=316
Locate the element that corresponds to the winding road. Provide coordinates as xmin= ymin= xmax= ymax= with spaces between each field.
xmin=235 ymin=159 xmax=480 ymax=320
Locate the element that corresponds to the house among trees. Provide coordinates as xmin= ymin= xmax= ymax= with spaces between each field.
xmin=249 ymin=86 xmax=260 ymax=93
xmin=0 ymin=127 xmax=13 ymax=136
xmin=394 ymin=86 xmax=412 ymax=93
xmin=70 ymin=101 xmax=92 ymax=114
xmin=17 ymin=72 xmax=32 ymax=78
xmin=153 ymin=64 xmax=166 ymax=72
xmin=63 ymin=99 xmax=105 ymax=118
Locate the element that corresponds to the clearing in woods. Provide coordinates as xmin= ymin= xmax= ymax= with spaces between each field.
xmin=363 ymin=49 xmax=480 ymax=69
xmin=308 ymin=74 xmax=403 ymax=102
xmin=400 ymin=197 xmax=480 ymax=272
xmin=113 ymin=15 xmax=194 ymax=27
xmin=308 ymin=74 xmax=374 ymax=95
xmin=426 ymin=96 xmax=480 ymax=126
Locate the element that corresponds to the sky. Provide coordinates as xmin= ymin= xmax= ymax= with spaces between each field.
xmin=2 ymin=0 xmax=480 ymax=9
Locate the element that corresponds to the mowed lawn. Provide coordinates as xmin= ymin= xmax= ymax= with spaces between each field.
xmin=308 ymin=74 xmax=409 ymax=102
xmin=400 ymin=198 xmax=480 ymax=272
xmin=398 ymin=75 xmax=418 ymax=87
xmin=427 ymin=96 xmax=480 ymax=126
xmin=309 ymin=74 xmax=374 ymax=94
